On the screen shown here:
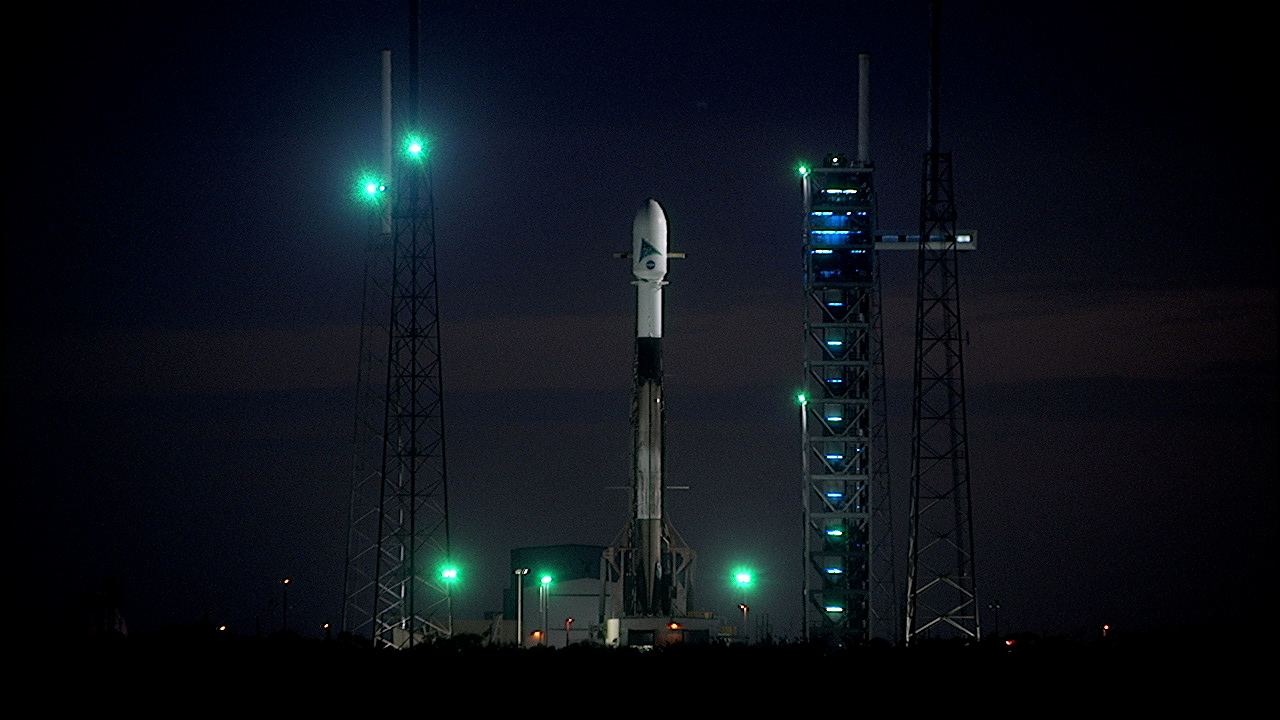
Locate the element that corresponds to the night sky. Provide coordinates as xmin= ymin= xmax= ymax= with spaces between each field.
xmin=5 ymin=1 xmax=1275 ymax=642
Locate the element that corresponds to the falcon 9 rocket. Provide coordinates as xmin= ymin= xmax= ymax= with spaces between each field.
xmin=630 ymin=198 xmax=669 ymax=615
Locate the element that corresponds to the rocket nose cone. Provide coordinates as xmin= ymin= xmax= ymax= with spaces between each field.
xmin=637 ymin=198 xmax=667 ymax=229
xmin=632 ymin=199 xmax=668 ymax=281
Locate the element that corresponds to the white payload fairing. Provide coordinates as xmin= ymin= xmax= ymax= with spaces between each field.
xmin=632 ymin=199 xmax=668 ymax=335
xmin=630 ymin=198 xmax=669 ymax=615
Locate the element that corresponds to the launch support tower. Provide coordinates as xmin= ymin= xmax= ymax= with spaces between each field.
xmin=799 ymin=150 xmax=879 ymax=644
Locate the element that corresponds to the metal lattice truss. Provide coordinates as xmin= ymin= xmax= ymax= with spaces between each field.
xmin=343 ymin=148 xmax=452 ymax=648
xmin=905 ymin=151 xmax=979 ymax=642
xmin=867 ymin=252 xmax=898 ymax=643
xmin=801 ymin=160 xmax=891 ymax=643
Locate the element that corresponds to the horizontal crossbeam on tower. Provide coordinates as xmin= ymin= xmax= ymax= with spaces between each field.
xmin=874 ymin=232 xmax=977 ymax=250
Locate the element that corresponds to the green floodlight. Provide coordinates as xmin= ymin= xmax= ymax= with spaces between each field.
xmin=797 ymin=164 xmax=810 ymax=177
xmin=441 ymin=567 xmax=459 ymax=582
xmin=540 ymin=574 xmax=553 ymax=585
xmin=404 ymin=134 xmax=427 ymax=159
xmin=734 ymin=570 xmax=753 ymax=586
xmin=355 ymin=172 xmax=387 ymax=204
xmin=796 ymin=393 xmax=807 ymax=405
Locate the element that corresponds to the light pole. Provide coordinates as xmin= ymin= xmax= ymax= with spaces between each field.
xmin=280 ymin=577 xmax=291 ymax=634
xmin=514 ymin=568 xmax=529 ymax=646
xmin=734 ymin=570 xmax=753 ymax=643
xmin=440 ymin=565 xmax=459 ymax=637
xmin=798 ymin=392 xmax=811 ymax=641
xmin=565 ymin=617 xmax=574 ymax=646
xmin=539 ymin=575 xmax=552 ymax=645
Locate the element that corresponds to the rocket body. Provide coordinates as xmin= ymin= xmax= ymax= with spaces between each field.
xmin=631 ymin=199 xmax=668 ymax=615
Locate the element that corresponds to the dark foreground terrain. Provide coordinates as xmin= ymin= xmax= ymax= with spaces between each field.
xmin=14 ymin=625 xmax=1269 ymax=710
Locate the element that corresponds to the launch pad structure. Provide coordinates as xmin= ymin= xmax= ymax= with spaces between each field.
xmin=799 ymin=145 xmax=882 ymax=644
xmin=601 ymin=200 xmax=720 ymax=647
xmin=337 ymin=0 xmax=978 ymax=650
xmin=800 ymin=21 xmax=978 ymax=644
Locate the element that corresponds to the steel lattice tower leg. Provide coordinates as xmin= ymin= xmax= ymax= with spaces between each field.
xmin=343 ymin=224 xmax=393 ymax=642
xmin=868 ymin=249 xmax=899 ymax=643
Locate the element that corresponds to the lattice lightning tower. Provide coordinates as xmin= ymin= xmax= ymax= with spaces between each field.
xmin=343 ymin=7 xmax=452 ymax=648
xmin=904 ymin=0 xmax=980 ymax=643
